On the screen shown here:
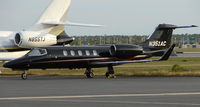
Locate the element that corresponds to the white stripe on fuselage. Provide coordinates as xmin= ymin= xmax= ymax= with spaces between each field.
xmin=35 ymin=57 xmax=112 ymax=64
xmin=34 ymin=55 xmax=148 ymax=64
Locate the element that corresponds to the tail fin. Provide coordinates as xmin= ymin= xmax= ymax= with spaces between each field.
xmin=29 ymin=0 xmax=101 ymax=36
xmin=37 ymin=0 xmax=71 ymax=24
xmin=29 ymin=0 xmax=71 ymax=35
xmin=141 ymin=24 xmax=197 ymax=51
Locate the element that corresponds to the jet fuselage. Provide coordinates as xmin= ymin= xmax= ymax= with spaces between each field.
xmin=4 ymin=44 xmax=147 ymax=70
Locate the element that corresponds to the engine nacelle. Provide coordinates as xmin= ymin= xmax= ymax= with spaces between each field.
xmin=14 ymin=31 xmax=57 ymax=48
xmin=110 ymin=44 xmax=143 ymax=58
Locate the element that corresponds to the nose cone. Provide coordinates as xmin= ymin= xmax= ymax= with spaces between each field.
xmin=3 ymin=61 xmax=14 ymax=68
xmin=4 ymin=58 xmax=29 ymax=70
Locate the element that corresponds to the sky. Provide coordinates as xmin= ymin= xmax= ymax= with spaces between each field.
xmin=0 ymin=0 xmax=199 ymax=36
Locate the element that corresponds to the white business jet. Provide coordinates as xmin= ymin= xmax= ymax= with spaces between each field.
xmin=0 ymin=0 xmax=101 ymax=60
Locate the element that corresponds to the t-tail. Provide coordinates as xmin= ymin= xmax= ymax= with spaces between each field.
xmin=29 ymin=0 xmax=101 ymax=45
xmin=140 ymin=24 xmax=197 ymax=51
xmin=29 ymin=0 xmax=72 ymax=35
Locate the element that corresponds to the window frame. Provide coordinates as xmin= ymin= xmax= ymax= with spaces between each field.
xmin=28 ymin=48 xmax=47 ymax=56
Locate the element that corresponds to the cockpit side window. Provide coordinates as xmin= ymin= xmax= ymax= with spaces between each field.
xmin=39 ymin=49 xmax=47 ymax=55
xmin=28 ymin=48 xmax=47 ymax=56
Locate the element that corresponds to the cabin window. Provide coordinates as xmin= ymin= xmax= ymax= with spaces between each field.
xmin=93 ymin=50 xmax=98 ymax=56
xmin=28 ymin=48 xmax=47 ymax=56
xmin=78 ymin=50 xmax=83 ymax=56
xmin=63 ymin=50 xmax=68 ymax=56
xmin=70 ymin=50 xmax=75 ymax=56
xmin=85 ymin=50 xmax=90 ymax=56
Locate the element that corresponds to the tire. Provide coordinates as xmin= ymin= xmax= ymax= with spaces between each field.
xmin=21 ymin=73 xmax=27 ymax=80
xmin=105 ymin=72 xmax=116 ymax=79
xmin=86 ymin=72 xmax=94 ymax=78
xmin=105 ymin=72 xmax=110 ymax=78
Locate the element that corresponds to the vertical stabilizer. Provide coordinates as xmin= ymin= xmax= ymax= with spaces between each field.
xmin=37 ymin=0 xmax=71 ymax=24
xmin=141 ymin=24 xmax=197 ymax=51
xmin=29 ymin=0 xmax=71 ymax=35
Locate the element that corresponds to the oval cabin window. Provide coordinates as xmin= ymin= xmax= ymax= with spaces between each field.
xmin=93 ymin=50 xmax=98 ymax=56
xmin=85 ymin=50 xmax=90 ymax=56
xmin=63 ymin=50 xmax=68 ymax=56
xmin=78 ymin=50 xmax=83 ymax=56
xmin=70 ymin=50 xmax=75 ymax=56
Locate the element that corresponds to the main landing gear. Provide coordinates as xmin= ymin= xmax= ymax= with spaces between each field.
xmin=105 ymin=65 xmax=116 ymax=78
xmin=85 ymin=65 xmax=116 ymax=79
xmin=85 ymin=68 xmax=94 ymax=78
xmin=21 ymin=71 xmax=27 ymax=80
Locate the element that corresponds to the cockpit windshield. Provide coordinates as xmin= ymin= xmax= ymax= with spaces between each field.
xmin=28 ymin=48 xmax=47 ymax=56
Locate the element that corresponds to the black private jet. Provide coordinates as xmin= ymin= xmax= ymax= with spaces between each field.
xmin=4 ymin=24 xmax=197 ymax=79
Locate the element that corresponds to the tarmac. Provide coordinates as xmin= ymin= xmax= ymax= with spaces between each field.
xmin=0 ymin=76 xmax=200 ymax=107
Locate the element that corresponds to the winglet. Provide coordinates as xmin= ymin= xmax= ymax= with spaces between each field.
xmin=159 ymin=44 xmax=175 ymax=61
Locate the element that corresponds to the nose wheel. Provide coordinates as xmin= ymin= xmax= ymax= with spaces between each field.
xmin=85 ymin=68 xmax=94 ymax=78
xmin=21 ymin=71 xmax=27 ymax=80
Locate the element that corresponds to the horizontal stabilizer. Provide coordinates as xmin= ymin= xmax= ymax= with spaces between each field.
xmin=158 ymin=24 xmax=197 ymax=29
xmin=42 ymin=21 xmax=103 ymax=27
xmin=0 ymin=51 xmax=30 ymax=61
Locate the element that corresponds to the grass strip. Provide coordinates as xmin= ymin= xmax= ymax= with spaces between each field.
xmin=1 ymin=57 xmax=200 ymax=77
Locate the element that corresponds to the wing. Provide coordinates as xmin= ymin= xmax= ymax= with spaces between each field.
xmin=91 ymin=44 xmax=175 ymax=65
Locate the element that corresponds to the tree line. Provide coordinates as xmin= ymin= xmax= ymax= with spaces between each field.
xmin=70 ymin=34 xmax=200 ymax=46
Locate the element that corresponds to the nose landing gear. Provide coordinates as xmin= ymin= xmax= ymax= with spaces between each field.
xmin=21 ymin=71 xmax=27 ymax=80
